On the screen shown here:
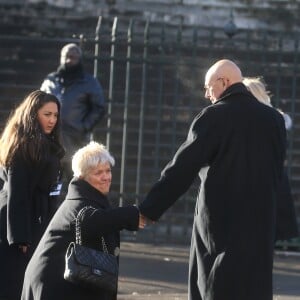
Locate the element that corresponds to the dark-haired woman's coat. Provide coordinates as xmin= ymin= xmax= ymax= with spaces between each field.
xmin=139 ymin=83 xmax=286 ymax=300
xmin=21 ymin=178 xmax=139 ymax=300
xmin=0 ymin=142 xmax=63 ymax=300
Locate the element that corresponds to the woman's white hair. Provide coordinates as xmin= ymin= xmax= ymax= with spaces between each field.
xmin=72 ymin=141 xmax=115 ymax=178
xmin=243 ymin=76 xmax=293 ymax=130
xmin=243 ymin=77 xmax=272 ymax=107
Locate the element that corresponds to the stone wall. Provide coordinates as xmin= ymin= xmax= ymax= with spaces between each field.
xmin=0 ymin=0 xmax=299 ymax=241
xmin=1 ymin=0 xmax=299 ymax=32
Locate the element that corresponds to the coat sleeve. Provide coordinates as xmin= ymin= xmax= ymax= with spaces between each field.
xmin=82 ymin=77 xmax=106 ymax=132
xmin=80 ymin=205 xmax=139 ymax=239
xmin=139 ymin=107 xmax=221 ymax=221
xmin=6 ymin=157 xmax=33 ymax=245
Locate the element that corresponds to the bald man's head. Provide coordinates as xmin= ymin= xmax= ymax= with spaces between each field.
xmin=204 ymin=59 xmax=243 ymax=103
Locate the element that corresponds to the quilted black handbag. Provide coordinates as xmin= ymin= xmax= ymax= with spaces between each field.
xmin=64 ymin=206 xmax=118 ymax=293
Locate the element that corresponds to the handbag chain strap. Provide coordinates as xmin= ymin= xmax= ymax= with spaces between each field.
xmin=75 ymin=206 xmax=91 ymax=245
xmin=75 ymin=206 xmax=109 ymax=254
xmin=101 ymin=237 xmax=109 ymax=254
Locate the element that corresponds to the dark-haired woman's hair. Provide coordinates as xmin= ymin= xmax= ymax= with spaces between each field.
xmin=0 ymin=90 xmax=63 ymax=166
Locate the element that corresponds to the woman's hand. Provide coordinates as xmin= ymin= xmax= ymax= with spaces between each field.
xmin=139 ymin=213 xmax=146 ymax=229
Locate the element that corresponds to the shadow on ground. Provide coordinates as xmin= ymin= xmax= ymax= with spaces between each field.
xmin=118 ymin=242 xmax=300 ymax=300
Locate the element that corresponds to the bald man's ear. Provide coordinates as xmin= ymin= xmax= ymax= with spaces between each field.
xmin=221 ymin=78 xmax=226 ymax=88
xmin=224 ymin=78 xmax=230 ymax=88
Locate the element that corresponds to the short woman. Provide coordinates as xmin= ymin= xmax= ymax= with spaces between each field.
xmin=21 ymin=141 xmax=144 ymax=300
xmin=243 ymin=76 xmax=298 ymax=241
xmin=0 ymin=90 xmax=65 ymax=300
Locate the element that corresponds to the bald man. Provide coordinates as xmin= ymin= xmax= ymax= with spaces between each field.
xmin=139 ymin=59 xmax=286 ymax=300
xmin=204 ymin=59 xmax=242 ymax=103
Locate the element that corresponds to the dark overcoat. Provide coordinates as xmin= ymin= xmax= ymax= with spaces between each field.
xmin=0 ymin=140 xmax=63 ymax=300
xmin=275 ymin=169 xmax=299 ymax=241
xmin=139 ymin=83 xmax=286 ymax=300
xmin=41 ymin=71 xmax=105 ymax=136
xmin=21 ymin=178 xmax=139 ymax=300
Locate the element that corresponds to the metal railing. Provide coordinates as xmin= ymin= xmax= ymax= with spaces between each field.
xmin=0 ymin=8 xmax=299 ymax=245
xmin=85 ymin=17 xmax=300 ymax=244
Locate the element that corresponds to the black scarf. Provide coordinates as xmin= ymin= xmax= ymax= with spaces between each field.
xmin=56 ymin=63 xmax=84 ymax=87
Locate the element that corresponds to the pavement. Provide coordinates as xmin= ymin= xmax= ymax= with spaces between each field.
xmin=117 ymin=242 xmax=300 ymax=300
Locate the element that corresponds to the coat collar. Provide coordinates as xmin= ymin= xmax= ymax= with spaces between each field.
xmin=66 ymin=177 xmax=110 ymax=208
xmin=214 ymin=82 xmax=252 ymax=104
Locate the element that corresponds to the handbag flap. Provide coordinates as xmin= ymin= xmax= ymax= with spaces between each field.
xmin=71 ymin=243 xmax=118 ymax=275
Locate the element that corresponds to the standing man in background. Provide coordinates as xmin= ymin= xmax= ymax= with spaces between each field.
xmin=139 ymin=59 xmax=286 ymax=300
xmin=41 ymin=43 xmax=105 ymax=188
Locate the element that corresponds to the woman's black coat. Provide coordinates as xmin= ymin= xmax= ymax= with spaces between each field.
xmin=21 ymin=178 xmax=139 ymax=300
xmin=0 ymin=140 xmax=63 ymax=300
xmin=139 ymin=83 xmax=286 ymax=300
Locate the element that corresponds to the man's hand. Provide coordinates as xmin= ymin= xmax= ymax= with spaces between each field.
xmin=139 ymin=213 xmax=155 ymax=229
xmin=18 ymin=244 xmax=29 ymax=254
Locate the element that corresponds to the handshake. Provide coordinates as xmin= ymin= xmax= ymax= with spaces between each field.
xmin=138 ymin=213 xmax=155 ymax=229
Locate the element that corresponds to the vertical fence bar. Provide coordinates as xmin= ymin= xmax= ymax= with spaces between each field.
xmin=171 ymin=23 xmax=182 ymax=153
xmin=92 ymin=16 xmax=102 ymax=142
xmin=255 ymin=30 xmax=267 ymax=80
xmin=79 ymin=34 xmax=85 ymax=50
xmin=135 ymin=20 xmax=149 ymax=205
xmin=274 ymin=35 xmax=283 ymax=107
xmin=154 ymin=24 xmax=165 ymax=175
xmin=119 ymin=19 xmax=133 ymax=207
xmin=166 ymin=23 xmax=182 ymax=238
xmin=287 ymin=37 xmax=299 ymax=176
xmin=150 ymin=24 xmax=166 ymax=241
xmin=208 ymin=28 xmax=215 ymax=58
xmin=106 ymin=17 xmax=118 ymax=151
xmin=180 ymin=25 xmax=199 ymax=236
xmin=245 ymin=30 xmax=251 ymax=68
xmin=93 ymin=16 xmax=102 ymax=79
xmin=191 ymin=26 xmax=198 ymax=119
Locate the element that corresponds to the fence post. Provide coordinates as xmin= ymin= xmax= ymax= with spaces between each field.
xmin=135 ymin=19 xmax=150 ymax=206
xmin=190 ymin=26 xmax=198 ymax=117
xmin=91 ymin=16 xmax=102 ymax=142
xmin=165 ymin=23 xmax=183 ymax=239
xmin=287 ymin=37 xmax=299 ymax=177
xmin=119 ymin=19 xmax=133 ymax=207
xmin=274 ymin=35 xmax=283 ymax=108
xmin=154 ymin=24 xmax=166 ymax=175
xmin=171 ymin=23 xmax=182 ymax=153
xmin=94 ymin=16 xmax=102 ymax=79
xmin=106 ymin=17 xmax=118 ymax=151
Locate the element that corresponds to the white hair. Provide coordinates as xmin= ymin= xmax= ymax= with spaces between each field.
xmin=243 ymin=77 xmax=272 ymax=107
xmin=72 ymin=141 xmax=115 ymax=178
xmin=243 ymin=77 xmax=293 ymax=130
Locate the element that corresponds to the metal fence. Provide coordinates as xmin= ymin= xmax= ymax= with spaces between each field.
xmin=80 ymin=17 xmax=300 ymax=244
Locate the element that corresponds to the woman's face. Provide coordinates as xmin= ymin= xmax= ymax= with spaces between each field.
xmin=84 ymin=162 xmax=112 ymax=195
xmin=37 ymin=102 xmax=58 ymax=134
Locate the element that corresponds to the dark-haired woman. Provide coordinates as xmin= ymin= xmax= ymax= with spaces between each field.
xmin=0 ymin=90 xmax=65 ymax=300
